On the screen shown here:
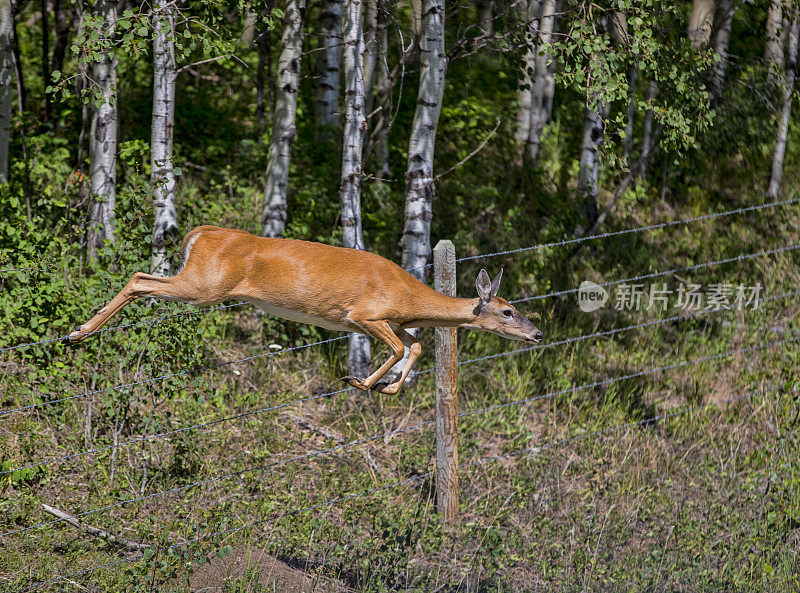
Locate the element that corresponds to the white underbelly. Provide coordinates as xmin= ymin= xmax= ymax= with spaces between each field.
xmin=247 ymin=299 xmax=354 ymax=333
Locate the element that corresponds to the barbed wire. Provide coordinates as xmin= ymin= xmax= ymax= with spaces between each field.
xmin=7 ymin=286 xmax=795 ymax=477
xmin=4 ymin=197 xmax=796 ymax=353
xmin=0 ymin=301 xmax=247 ymax=353
xmin=0 ymin=334 xmax=347 ymax=418
xmin=13 ymin=380 xmax=784 ymax=592
xmin=511 ymin=243 xmax=800 ymax=304
xmin=5 ymin=316 xmax=796 ymax=539
xmin=442 ymin=196 xmax=800 ymax=270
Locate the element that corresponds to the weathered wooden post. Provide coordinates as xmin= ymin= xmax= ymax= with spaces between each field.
xmin=433 ymin=239 xmax=458 ymax=523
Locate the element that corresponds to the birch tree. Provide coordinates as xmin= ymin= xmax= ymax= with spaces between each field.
xmin=261 ymin=0 xmax=305 ymax=238
xmin=765 ymin=0 xmax=784 ymax=82
xmin=372 ymin=12 xmax=391 ymax=180
xmin=577 ymin=103 xmax=604 ymax=229
xmin=525 ymin=0 xmax=556 ymax=165
xmin=687 ymin=0 xmax=715 ymax=48
xmin=150 ymin=0 xmax=178 ymax=276
xmin=395 ymin=0 xmax=445 ymax=378
xmin=401 ymin=0 xmax=446 ymax=281
xmin=768 ymin=8 xmax=799 ymax=199
xmin=710 ymin=0 xmax=735 ymax=99
xmin=315 ymin=0 xmax=342 ymax=141
xmin=513 ymin=0 xmax=539 ymax=157
xmin=338 ymin=0 xmax=370 ymax=378
xmin=88 ymin=0 xmax=119 ymax=259
xmin=638 ymin=79 xmax=657 ymax=178
xmin=0 ymin=0 xmax=12 ymax=182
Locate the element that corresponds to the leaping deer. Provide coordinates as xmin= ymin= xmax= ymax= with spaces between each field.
xmin=66 ymin=226 xmax=543 ymax=394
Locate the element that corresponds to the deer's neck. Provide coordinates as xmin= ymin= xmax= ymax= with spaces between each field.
xmin=410 ymin=292 xmax=480 ymax=328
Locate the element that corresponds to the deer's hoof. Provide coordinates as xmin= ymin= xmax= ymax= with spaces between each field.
xmin=341 ymin=376 xmax=367 ymax=391
xmin=375 ymin=381 xmax=400 ymax=395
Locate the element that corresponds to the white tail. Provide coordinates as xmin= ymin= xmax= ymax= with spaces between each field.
xmin=66 ymin=226 xmax=543 ymax=394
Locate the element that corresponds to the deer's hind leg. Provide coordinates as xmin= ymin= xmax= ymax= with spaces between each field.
xmin=341 ymin=322 xmax=421 ymax=394
xmin=65 ymin=272 xmax=199 ymax=343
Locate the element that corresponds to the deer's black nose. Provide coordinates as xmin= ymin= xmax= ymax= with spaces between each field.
xmin=532 ymin=330 xmax=543 ymax=342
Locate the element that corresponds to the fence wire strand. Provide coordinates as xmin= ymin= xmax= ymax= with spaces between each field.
xmin=6 ymin=287 xmax=796 ymax=477
xmin=13 ymin=380 xmax=784 ymax=593
xmin=5 ymin=321 xmax=797 ymax=540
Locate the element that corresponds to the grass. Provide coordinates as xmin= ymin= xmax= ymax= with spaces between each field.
xmin=2 ymin=191 xmax=800 ymax=592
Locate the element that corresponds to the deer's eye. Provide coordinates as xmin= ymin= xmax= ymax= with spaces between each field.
xmin=503 ymin=309 xmax=513 ymax=317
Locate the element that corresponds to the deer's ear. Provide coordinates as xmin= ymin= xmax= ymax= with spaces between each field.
xmin=490 ymin=268 xmax=503 ymax=299
xmin=476 ymin=269 xmax=492 ymax=303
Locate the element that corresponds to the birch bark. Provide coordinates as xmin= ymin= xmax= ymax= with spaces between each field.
xmin=688 ymin=0 xmax=715 ymax=48
xmin=401 ymin=0 xmax=446 ymax=281
xmin=0 ymin=0 xmax=12 ymax=182
xmin=339 ymin=0 xmax=370 ymax=377
xmin=88 ymin=0 xmax=118 ymax=259
xmin=261 ymin=0 xmax=305 ymax=237
xmin=513 ymin=0 xmax=540 ymax=156
xmin=525 ymin=0 xmax=556 ymax=165
xmin=710 ymin=0 xmax=735 ymax=100
xmin=315 ymin=0 xmax=342 ymax=140
xmin=577 ymin=103 xmax=604 ymax=229
xmin=150 ymin=0 xmax=178 ymax=276
xmin=768 ymin=8 xmax=799 ymax=198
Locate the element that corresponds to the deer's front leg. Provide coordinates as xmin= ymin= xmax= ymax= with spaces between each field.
xmin=372 ymin=330 xmax=421 ymax=395
xmin=341 ymin=322 xmax=405 ymax=391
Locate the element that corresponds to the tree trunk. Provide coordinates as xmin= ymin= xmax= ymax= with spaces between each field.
xmin=150 ymin=0 xmax=178 ymax=276
xmin=525 ymin=0 xmax=556 ymax=166
xmin=339 ymin=0 xmax=370 ymax=378
xmin=688 ymin=0 xmax=715 ymax=48
xmin=315 ymin=0 xmax=342 ymax=141
xmin=401 ymin=0 xmax=446 ymax=281
xmin=261 ymin=0 xmax=305 ymax=238
xmin=577 ymin=103 xmax=604 ymax=230
xmin=622 ymin=67 xmax=637 ymax=161
xmin=765 ymin=0 xmax=784 ymax=84
xmin=768 ymin=8 xmax=799 ymax=198
xmin=513 ymin=0 xmax=540 ymax=157
xmin=639 ymin=79 xmax=657 ymax=178
xmin=41 ymin=0 xmax=51 ymax=120
xmin=52 ymin=0 xmax=69 ymax=76
xmin=0 ymin=0 xmax=12 ymax=182
xmin=255 ymin=0 xmax=273 ymax=135
xmin=710 ymin=0 xmax=735 ymax=100
xmin=88 ymin=0 xmax=118 ymax=259
xmin=362 ymin=0 xmax=378 ymax=118
xmin=477 ymin=0 xmax=493 ymax=35
xmin=394 ymin=0 xmax=445 ymax=380
xmin=373 ymin=11 xmax=391 ymax=180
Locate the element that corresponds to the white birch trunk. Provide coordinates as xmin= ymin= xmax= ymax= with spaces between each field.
xmin=339 ymin=0 xmax=370 ymax=377
xmin=688 ymin=0 xmax=716 ymax=48
xmin=710 ymin=0 xmax=735 ymax=100
xmin=394 ymin=0 xmax=446 ymax=379
xmin=0 ymin=0 xmax=12 ymax=182
xmin=373 ymin=17 xmax=391 ymax=180
xmin=768 ymin=9 xmax=799 ymax=199
xmin=401 ymin=0 xmax=446 ymax=281
xmin=88 ymin=0 xmax=118 ymax=259
xmin=622 ymin=67 xmax=637 ymax=161
xmin=577 ymin=103 xmax=603 ymax=229
xmin=638 ymin=79 xmax=657 ymax=178
xmin=525 ymin=0 xmax=556 ymax=165
xmin=765 ymin=0 xmax=785 ymax=78
xmin=477 ymin=0 xmax=493 ymax=35
xmin=150 ymin=0 xmax=178 ymax=276
xmin=362 ymin=0 xmax=379 ymax=119
xmin=513 ymin=0 xmax=540 ymax=156
xmin=315 ymin=0 xmax=342 ymax=140
xmin=261 ymin=0 xmax=305 ymax=238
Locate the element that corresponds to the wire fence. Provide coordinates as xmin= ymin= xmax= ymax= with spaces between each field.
xmin=13 ymin=380 xmax=786 ymax=592
xmin=3 ymin=195 xmax=796 ymax=354
xmin=3 ymin=197 xmax=800 ymax=592
xmin=4 ymin=285 xmax=796 ymax=480
xmin=4 ymin=318 xmax=798 ymax=540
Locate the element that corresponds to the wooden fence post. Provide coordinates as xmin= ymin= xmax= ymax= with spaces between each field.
xmin=433 ymin=239 xmax=458 ymax=524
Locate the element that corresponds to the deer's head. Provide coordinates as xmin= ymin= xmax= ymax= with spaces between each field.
xmin=469 ymin=269 xmax=543 ymax=343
